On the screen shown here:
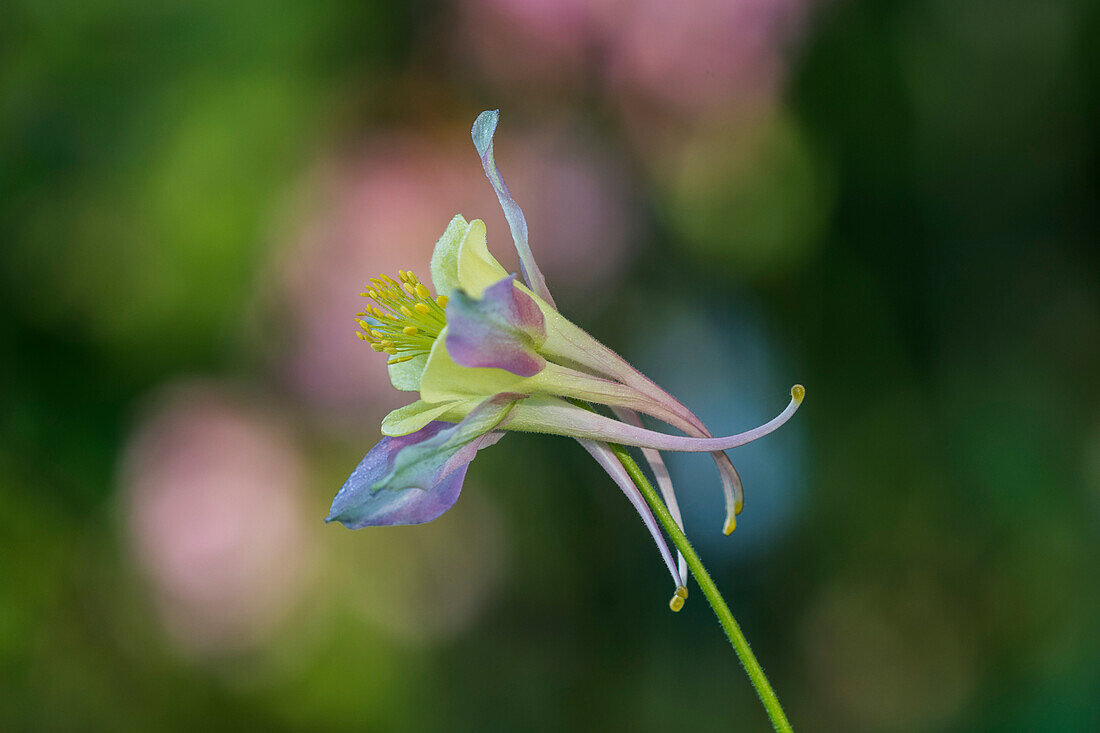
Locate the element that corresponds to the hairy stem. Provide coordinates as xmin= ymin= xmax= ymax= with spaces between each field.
xmin=606 ymin=442 xmax=794 ymax=733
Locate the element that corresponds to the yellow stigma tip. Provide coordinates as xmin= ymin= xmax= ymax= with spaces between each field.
xmin=723 ymin=516 xmax=736 ymax=535
xmin=675 ymin=585 xmax=689 ymax=600
xmin=791 ymin=384 xmax=805 ymax=403
xmin=669 ymin=594 xmax=686 ymax=612
xmin=414 ymin=302 xmax=431 ymax=315
xmin=436 ymin=295 xmax=449 ymax=308
xmin=403 ymin=325 xmax=418 ymax=336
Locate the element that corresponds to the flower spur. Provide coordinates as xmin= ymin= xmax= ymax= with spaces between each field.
xmin=326 ymin=110 xmax=804 ymax=612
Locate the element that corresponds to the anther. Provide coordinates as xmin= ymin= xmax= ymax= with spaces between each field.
xmin=403 ymin=326 xmax=418 ymax=336
xmin=400 ymin=305 xmax=414 ymax=318
xmin=414 ymin=303 xmax=431 ymax=315
xmin=403 ymin=282 xmax=416 ymax=296
xmin=791 ymin=384 xmax=805 ymax=404
xmin=675 ymin=586 xmax=689 ymax=600
xmin=436 ymin=295 xmax=449 ymax=308
xmin=355 ymin=331 xmax=367 ymax=340
xmin=669 ymin=593 xmax=686 ymax=612
xmin=415 ymin=284 xmax=430 ymax=300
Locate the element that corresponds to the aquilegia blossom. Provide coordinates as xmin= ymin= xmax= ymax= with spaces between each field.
xmin=327 ymin=110 xmax=803 ymax=610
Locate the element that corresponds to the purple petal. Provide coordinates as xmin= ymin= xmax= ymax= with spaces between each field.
xmin=446 ymin=275 xmax=547 ymax=377
xmin=326 ymin=394 xmax=521 ymax=528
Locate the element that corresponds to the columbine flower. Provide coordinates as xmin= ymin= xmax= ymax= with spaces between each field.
xmin=327 ymin=111 xmax=803 ymax=610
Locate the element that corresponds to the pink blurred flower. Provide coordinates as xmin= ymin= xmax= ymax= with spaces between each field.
xmin=602 ymin=0 xmax=810 ymax=113
xmin=455 ymin=0 xmax=816 ymax=114
xmin=272 ymin=123 xmax=634 ymax=417
xmin=456 ymin=0 xmax=596 ymax=86
xmin=122 ymin=382 xmax=311 ymax=655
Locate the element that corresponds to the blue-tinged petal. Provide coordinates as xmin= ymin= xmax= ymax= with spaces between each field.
xmin=387 ymin=352 xmax=429 ymax=392
xmin=380 ymin=398 xmax=467 ymax=436
xmin=429 ymin=214 xmax=471 ymax=298
xmin=471 ymin=110 xmax=556 ymax=309
xmin=430 ymin=215 xmax=509 ymax=299
xmin=326 ymin=393 xmax=524 ymax=528
xmin=447 ymin=275 xmax=546 ymax=377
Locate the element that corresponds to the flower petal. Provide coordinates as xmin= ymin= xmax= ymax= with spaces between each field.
xmin=471 ymin=110 xmax=556 ymax=309
xmin=420 ymin=328 xmax=531 ymax=402
xmin=381 ymin=398 xmax=467 ymax=436
xmin=387 ymin=352 xmax=430 ymax=392
xmin=429 ymin=213 xmax=510 ymax=301
xmin=429 ymin=214 xmax=472 ymax=299
xmin=457 ymin=219 xmax=510 ymax=298
xmin=447 ymin=275 xmax=546 ymax=377
xmin=326 ymin=393 xmax=523 ymax=528
xmin=420 ymin=328 xmax=686 ymax=424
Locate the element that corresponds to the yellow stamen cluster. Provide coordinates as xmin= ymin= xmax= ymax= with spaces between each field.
xmin=356 ymin=270 xmax=448 ymax=364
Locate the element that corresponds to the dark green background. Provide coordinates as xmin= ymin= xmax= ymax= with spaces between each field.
xmin=3 ymin=1 xmax=1098 ymax=730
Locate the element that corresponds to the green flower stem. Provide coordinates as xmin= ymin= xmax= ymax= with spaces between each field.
xmin=605 ymin=441 xmax=794 ymax=733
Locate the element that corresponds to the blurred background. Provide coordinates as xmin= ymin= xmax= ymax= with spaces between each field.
xmin=2 ymin=0 xmax=1098 ymax=730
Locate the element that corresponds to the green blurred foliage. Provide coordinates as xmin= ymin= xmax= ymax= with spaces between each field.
xmin=2 ymin=0 xmax=1099 ymax=731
